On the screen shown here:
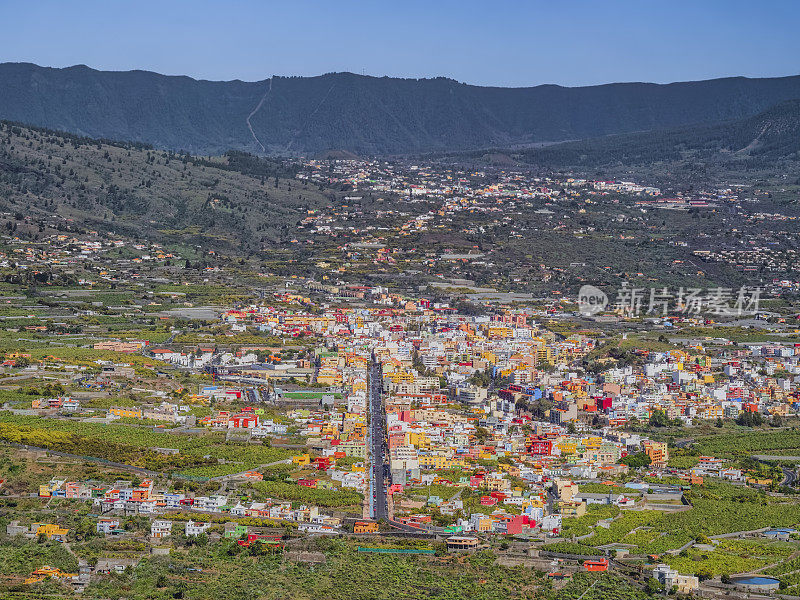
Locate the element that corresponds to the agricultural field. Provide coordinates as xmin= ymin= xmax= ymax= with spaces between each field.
xmin=558 ymin=482 xmax=800 ymax=569
xmin=19 ymin=537 xmax=645 ymax=600
xmin=248 ymin=481 xmax=363 ymax=509
xmin=663 ymin=539 xmax=795 ymax=578
xmin=693 ymin=429 xmax=800 ymax=459
xmin=0 ymin=412 xmax=292 ymax=474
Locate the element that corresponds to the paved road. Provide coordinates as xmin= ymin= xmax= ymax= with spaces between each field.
xmin=369 ymin=359 xmax=388 ymax=520
xmin=782 ymin=467 xmax=797 ymax=487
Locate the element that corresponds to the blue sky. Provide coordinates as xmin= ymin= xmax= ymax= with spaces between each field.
xmin=1 ymin=0 xmax=798 ymax=87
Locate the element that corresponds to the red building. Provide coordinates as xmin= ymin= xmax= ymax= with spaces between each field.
xmin=228 ymin=413 xmax=259 ymax=428
xmin=503 ymin=515 xmax=532 ymax=535
xmin=583 ymin=558 xmax=608 ymax=572
xmin=238 ymin=533 xmax=282 ymax=548
xmin=527 ymin=437 xmax=553 ymax=456
xmin=314 ymin=457 xmax=332 ymax=470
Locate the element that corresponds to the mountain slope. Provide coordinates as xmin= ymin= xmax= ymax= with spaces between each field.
xmin=0 ymin=121 xmax=328 ymax=253
xmin=2 ymin=63 xmax=800 ymax=155
xmin=515 ymin=99 xmax=800 ymax=168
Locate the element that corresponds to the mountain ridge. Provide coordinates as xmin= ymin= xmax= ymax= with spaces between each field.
xmin=2 ymin=62 xmax=800 ymax=155
xmin=513 ymin=98 xmax=800 ymax=169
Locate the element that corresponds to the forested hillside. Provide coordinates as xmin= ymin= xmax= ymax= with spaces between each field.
xmin=0 ymin=121 xmax=329 ymax=252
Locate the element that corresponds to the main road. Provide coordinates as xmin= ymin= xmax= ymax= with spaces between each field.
xmin=369 ymin=358 xmax=388 ymax=520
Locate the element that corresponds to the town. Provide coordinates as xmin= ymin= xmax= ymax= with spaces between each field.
xmin=3 ymin=241 xmax=800 ymax=598
xmin=2 ymin=125 xmax=800 ymax=599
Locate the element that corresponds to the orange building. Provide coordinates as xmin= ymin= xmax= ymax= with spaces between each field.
xmin=354 ymin=521 xmax=380 ymax=534
xmin=642 ymin=440 xmax=669 ymax=467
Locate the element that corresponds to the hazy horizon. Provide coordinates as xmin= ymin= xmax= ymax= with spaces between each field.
xmin=4 ymin=60 xmax=800 ymax=90
xmin=1 ymin=0 xmax=798 ymax=88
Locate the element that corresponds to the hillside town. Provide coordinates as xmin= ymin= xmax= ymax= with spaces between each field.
xmin=2 ymin=155 xmax=800 ymax=598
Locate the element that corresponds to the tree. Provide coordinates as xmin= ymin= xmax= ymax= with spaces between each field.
xmin=736 ymin=411 xmax=764 ymax=427
xmin=644 ymin=578 xmax=664 ymax=594
xmin=474 ymin=427 xmax=490 ymax=444
xmin=649 ymin=409 xmax=669 ymax=428
xmin=695 ymin=533 xmax=711 ymax=545
xmin=696 ymin=566 xmax=714 ymax=581
xmin=467 ymin=370 xmax=491 ymax=388
xmin=620 ymin=452 xmax=651 ymax=469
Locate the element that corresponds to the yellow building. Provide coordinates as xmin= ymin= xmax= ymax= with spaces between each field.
xmin=316 ymin=369 xmax=342 ymax=385
xmin=481 ymin=351 xmax=497 ymax=365
xmin=292 ymin=453 xmax=311 ymax=466
xmin=557 ymin=440 xmax=578 ymax=456
xmin=38 ymin=479 xmax=64 ymax=498
xmin=418 ymin=454 xmax=455 ymax=470
xmin=537 ymin=347 xmax=553 ymax=364
xmin=25 ymin=566 xmax=77 ymax=584
xmin=483 ymin=476 xmax=511 ymax=492
xmin=554 ymin=479 xmax=577 ymax=501
xmin=407 ymin=431 xmax=430 ymax=449
xmin=558 ymin=500 xmax=587 ymax=518
xmin=110 ymin=407 xmax=143 ymax=419
xmin=387 ymin=370 xmax=415 ymax=384
xmin=33 ymin=523 xmax=69 ymax=541
xmin=581 ymin=436 xmax=602 ymax=450
xmin=486 ymin=326 xmax=513 ymax=339
xmin=474 ymin=517 xmax=494 ymax=532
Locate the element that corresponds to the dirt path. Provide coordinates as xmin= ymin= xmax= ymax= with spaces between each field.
xmin=246 ymin=77 xmax=273 ymax=152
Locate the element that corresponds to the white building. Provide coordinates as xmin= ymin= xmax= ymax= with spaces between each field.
xmin=652 ymin=564 xmax=699 ymax=593
xmin=185 ymin=520 xmax=212 ymax=537
xmin=96 ymin=518 xmax=120 ymax=534
xmin=151 ymin=520 xmax=172 ymax=538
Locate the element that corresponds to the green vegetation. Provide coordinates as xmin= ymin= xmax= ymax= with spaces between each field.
xmin=70 ymin=538 xmax=646 ymax=600
xmin=541 ymin=541 xmax=604 ymax=556
xmin=0 ymin=121 xmax=331 ymax=255
xmin=0 ymin=537 xmax=79 ymax=577
xmin=694 ymin=429 xmax=800 ymax=458
xmin=619 ymin=452 xmax=651 ymax=468
xmin=405 ymin=483 xmax=464 ymax=501
xmin=664 ymin=539 xmax=795 ymax=578
xmin=250 ymin=480 xmax=363 ymax=508
xmin=578 ymin=483 xmax=642 ymax=496
xmin=0 ymin=419 xmax=211 ymax=471
xmin=560 ymin=505 xmax=620 ymax=538
xmin=0 ymin=412 xmax=291 ymax=473
xmin=666 ymin=453 xmax=700 ymax=469
xmin=568 ymin=482 xmax=800 ymax=555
